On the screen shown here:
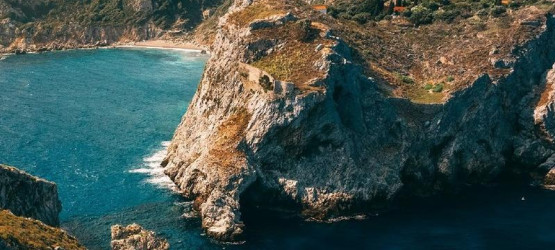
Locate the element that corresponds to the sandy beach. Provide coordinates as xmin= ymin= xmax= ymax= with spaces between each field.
xmin=117 ymin=40 xmax=206 ymax=52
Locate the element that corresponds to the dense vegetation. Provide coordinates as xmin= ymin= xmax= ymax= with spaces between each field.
xmin=328 ymin=0 xmax=550 ymax=25
xmin=1 ymin=0 xmax=224 ymax=30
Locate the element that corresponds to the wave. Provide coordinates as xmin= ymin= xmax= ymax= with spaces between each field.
xmin=129 ymin=141 xmax=178 ymax=191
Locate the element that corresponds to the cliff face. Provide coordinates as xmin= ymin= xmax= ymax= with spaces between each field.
xmin=164 ymin=0 xmax=555 ymax=241
xmin=0 ymin=164 xmax=61 ymax=226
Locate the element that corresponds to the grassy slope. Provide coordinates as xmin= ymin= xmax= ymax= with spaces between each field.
xmin=0 ymin=210 xmax=85 ymax=250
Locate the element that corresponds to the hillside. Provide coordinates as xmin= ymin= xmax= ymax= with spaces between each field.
xmin=0 ymin=210 xmax=85 ymax=250
xmin=0 ymin=0 xmax=224 ymax=53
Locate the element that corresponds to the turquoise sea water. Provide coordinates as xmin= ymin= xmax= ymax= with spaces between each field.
xmin=2 ymin=48 xmax=555 ymax=250
xmin=0 ymin=48 xmax=215 ymax=249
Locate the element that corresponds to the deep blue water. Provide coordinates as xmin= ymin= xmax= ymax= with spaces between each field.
xmin=2 ymin=48 xmax=555 ymax=250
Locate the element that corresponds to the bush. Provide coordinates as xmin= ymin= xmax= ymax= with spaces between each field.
xmin=401 ymin=75 xmax=415 ymax=84
xmin=476 ymin=9 xmax=488 ymax=17
xmin=337 ymin=12 xmax=352 ymax=20
xmin=353 ymin=12 xmax=373 ymax=24
xmin=433 ymin=83 xmax=444 ymax=92
xmin=490 ymin=6 xmax=506 ymax=17
xmin=409 ymin=6 xmax=433 ymax=25
xmin=424 ymin=83 xmax=433 ymax=90
xmin=446 ymin=76 xmax=455 ymax=82
xmin=433 ymin=9 xmax=460 ymax=23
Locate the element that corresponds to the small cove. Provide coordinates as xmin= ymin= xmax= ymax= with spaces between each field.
xmin=2 ymin=48 xmax=555 ymax=249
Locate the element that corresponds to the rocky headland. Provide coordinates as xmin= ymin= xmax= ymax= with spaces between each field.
xmin=161 ymin=0 xmax=555 ymax=241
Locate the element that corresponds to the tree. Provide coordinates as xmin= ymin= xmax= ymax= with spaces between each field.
xmin=387 ymin=0 xmax=394 ymax=14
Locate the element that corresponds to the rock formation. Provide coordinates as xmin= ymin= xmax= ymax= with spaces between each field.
xmin=111 ymin=224 xmax=170 ymax=250
xmin=0 ymin=164 xmax=61 ymax=226
xmin=162 ymin=0 xmax=555 ymax=241
xmin=0 ymin=210 xmax=85 ymax=250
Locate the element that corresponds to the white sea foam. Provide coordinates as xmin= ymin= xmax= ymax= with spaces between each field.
xmin=129 ymin=141 xmax=178 ymax=191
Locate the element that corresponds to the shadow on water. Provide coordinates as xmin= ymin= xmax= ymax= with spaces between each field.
xmin=237 ymin=185 xmax=555 ymax=250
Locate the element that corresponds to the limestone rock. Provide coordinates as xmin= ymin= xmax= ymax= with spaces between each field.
xmin=111 ymin=224 xmax=169 ymax=250
xmin=0 ymin=164 xmax=61 ymax=226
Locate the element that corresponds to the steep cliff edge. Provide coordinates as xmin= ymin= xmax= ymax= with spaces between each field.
xmin=0 ymin=164 xmax=61 ymax=226
xmin=163 ymin=0 xmax=555 ymax=241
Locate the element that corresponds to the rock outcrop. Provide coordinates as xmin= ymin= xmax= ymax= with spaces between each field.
xmin=0 ymin=164 xmax=61 ymax=226
xmin=0 ymin=210 xmax=85 ymax=250
xmin=111 ymin=224 xmax=169 ymax=250
xmin=163 ymin=0 xmax=555 ymax=241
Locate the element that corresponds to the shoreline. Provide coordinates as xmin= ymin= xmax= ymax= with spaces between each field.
xmin=115 ymin=40 xmax=208 ymax=53
xmin=0 ymin=39 xmax=209 ymax=57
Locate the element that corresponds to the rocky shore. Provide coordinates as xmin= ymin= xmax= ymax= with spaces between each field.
xmin=111 ymin=224 xmax=170 ymax=250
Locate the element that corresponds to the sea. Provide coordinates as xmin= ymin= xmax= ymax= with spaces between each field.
xmin=1 ymin=48 xmax=554 ymax=250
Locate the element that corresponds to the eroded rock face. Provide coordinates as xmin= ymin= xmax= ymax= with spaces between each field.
xmin=163 ymin=0 xmax=555 ymax=241
xmin=111 ymin=224 xmax=170 ymax=250
xmin=0 ymin=164 xmax=61 ymax=226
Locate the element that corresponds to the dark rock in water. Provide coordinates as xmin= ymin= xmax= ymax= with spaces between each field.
xmin=0 ymin=210 xmax=85 ymax=250
xmin=111 ymin=223 xmax=170 ymax=250
xmin=0 ymin=164 xmax=62 ymax=226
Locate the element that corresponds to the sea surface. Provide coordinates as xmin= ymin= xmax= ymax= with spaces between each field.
xmin=1 ymin=48 xmax=555 ymax=250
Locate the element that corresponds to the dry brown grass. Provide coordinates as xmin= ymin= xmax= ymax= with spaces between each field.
xmin=228 ymin=1 xmax=287 ymax=27
xmin=208 ymin=108 xmax=251 ymax=172
xmin=250 ymin=19 xmax=334 ymax=89
xmin=327 ymin=6 xmax=549 ymax=103
xmin=538 ymin=81 xmax=554 ymax=107
xmin=0 ymin=210 xmax=85 ymax=250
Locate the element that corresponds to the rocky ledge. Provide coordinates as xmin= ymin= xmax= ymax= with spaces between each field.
xmin=0 ymin=164 xmax=61 ymax=226
xmin=163 ymin=0 xmax=555 ymax=241
xmin=111 ymin=224 xmax=169 ymax=250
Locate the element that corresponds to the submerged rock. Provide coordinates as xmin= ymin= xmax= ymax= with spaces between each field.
xmin=111 ymin=224 xmax=169 ymax=250
xmin=0 ymin=164 xmax=61 ymax=226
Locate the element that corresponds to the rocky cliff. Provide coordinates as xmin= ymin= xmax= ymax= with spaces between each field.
xmin=163 ymin=0 xmax=555 ymax=241
xmin=111 ymin=224 xmax=169 ymax=250
xmin=0 ymin=164 xmax=61 ymax=226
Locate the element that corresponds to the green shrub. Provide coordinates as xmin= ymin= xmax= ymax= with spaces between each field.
xmin=409 ymin=6 xmax=433 ymax=25
xmin=424 ymin=83 xmax=433 ymax=90
xmin=337 ymin=12 xmax=352 ymax=20
xmin=353 ymin=12 xmax=373 ymax=24
xmin=446 ymin=76 xmax=455 ymax=82
xmin=490 ymin=6 xmax=507 ymax=17
xmin=433 ymin=9 xmax=460 ymax=23
xmin=433 ymin=83 xmax=444 ymax=92
xmin=476 ymin=9 xmax=488 ymax=17
xmin=401 ymin=75 xmax=415 ymax=84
